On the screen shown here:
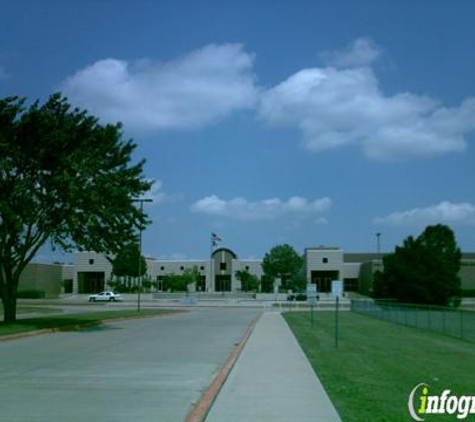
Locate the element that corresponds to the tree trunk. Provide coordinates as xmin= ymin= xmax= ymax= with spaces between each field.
xmin=1 ymin=268 xmax=19 ymax=324
xmin=2 ymin=294 xmax=17 ymax=324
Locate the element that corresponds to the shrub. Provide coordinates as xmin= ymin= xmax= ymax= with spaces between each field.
xmin=62 ymin=279 xmax=73 ymax=293
xmin=17 ymin=289 xmax=46 ymax=299
xmin=462 ymin=290 xmax=475 ymax=298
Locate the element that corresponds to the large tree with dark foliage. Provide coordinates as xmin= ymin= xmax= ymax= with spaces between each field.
xmin=262 ymin=244 xmax=303 ymax=290
xmin=0 ymin=94 xmax=152 ymax=322
xmin=111 ymin=243 xmax=147 ymax=279
xmin=373 ymin=224 xmax=462 ymax=306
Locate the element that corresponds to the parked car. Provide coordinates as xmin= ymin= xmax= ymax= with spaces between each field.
xmin=88 ymin=291 xmax=123 ymax=302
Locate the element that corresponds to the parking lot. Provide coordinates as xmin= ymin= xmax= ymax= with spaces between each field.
xmin=0 ymin=308 xmax=260 ymax=422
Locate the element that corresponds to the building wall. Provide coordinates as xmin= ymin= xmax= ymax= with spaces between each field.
xmin=72 ymin=251 xmax=263 ymax=293
xmin=232 ymin=260 xmax=264 ymax=291
xmin=19 ymin=263 xmax=65 ymax=298
xmin=459 ymin=258 xmax=475 ymax=291
xmin=344 ymin=253 xmax=382 ymax=263
xmin=358 ymin=261 xmax=375 ymax=295
xmin=152 ymin=260 xmax=210 ymax=291
xmin=62 ymin=249 xmax=475 ymax=295
xmin=61 ymin=265 xmax=74 ymax=282
xmin=341 ymin=263 xmax=360 ymax=279
xmin=305 ymin=248 xmax=343 ymax=281
xmin=73 ymin=252 xmax=113 ymax=293
xmin=212 ymin=249 xmax=236 ymax=292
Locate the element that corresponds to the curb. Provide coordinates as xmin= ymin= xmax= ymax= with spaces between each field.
xmin=0 ymin=310 xmax=187 ymax=343
xmin=185 ymin=312 xmax=262 ymax=422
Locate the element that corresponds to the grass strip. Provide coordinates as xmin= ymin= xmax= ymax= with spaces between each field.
xmin=284 ymin=311 xmax=475 ymax=422
xmin=0 ymin=309 xmax=182 ymax=337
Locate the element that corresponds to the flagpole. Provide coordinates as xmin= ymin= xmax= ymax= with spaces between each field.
xmin=209 ymin=233 xmax=222 ymax=293
xmin=209 ymin=237 xmax=213 ymax=293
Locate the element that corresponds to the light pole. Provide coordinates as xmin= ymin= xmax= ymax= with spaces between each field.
xmin=376 ymin=232 xmax=381 ymax=256
xmin=376 ymin=232 xmax=381 ymax=270
xmin=133 ymin=198 xmax=153 ymax=312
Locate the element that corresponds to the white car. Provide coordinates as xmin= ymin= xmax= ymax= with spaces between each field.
xmin=88 ymin=291 xmax=123 ymax=302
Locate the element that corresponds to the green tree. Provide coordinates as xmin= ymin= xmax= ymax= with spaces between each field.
xmin=162 ymin=269 xmax=198 ymax=292
xmin=262 ymin=244 xmax=303 ymax=290
xmin=235 ymin=270 xmax=259 ymax=292
xmin=0 ymin=94 xmax=152 ymax=322
xmin=181 ymin=268 xmax=200 ymax=291
xmin=111 ymin=243 xmax=147 ymax=278
xmin=287 ymin=263 xmax=307 ymax=293
xmin=374 ymin=224 xmax=462 ymax=306
xmin=260 ymin=274 xmax=274 ymax=293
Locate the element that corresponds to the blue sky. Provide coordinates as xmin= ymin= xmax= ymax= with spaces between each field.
xmin=1 ymin=0 xmax=474 ymax=261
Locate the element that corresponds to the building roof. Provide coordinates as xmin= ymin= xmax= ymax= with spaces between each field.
xmin=305 ymin=246 xmax=340 ymax=251
xmin=212 ymin=247 xmax=238 ymax=259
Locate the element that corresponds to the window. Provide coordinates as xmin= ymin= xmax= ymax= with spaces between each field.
xmin=200 ymin=266 xmax=205 ymax=271
xmin=245 ymin=266 xmax=249 ymax=271
xmin=196 ymin=275 xmax=206 ymax=291
xmin=180 ymin=266 xmax=184 ymax=271
xmin=344 ymin=278 xmax=358 ymax=292
xmin=89 ymin=259 xmax=94 ymax=265
xmin=220 ymin=262 xmax=227 ymax=271
xmin=322 ymin=258 xmax=328 ymax=263
xmin=157 ymin=276 xmax=164 ymax=292
xmin=160 ymin=266 xmax=165 ymax=271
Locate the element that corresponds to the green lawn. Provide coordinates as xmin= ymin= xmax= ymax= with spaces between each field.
xmin=284 ymin=311 xmax=475 ymax=422
xmin=0 ymin=309 xmax=182 ymax=337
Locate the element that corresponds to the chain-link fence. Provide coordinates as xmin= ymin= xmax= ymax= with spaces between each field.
xmin=351 ymin=299 xmax=475 ymax=343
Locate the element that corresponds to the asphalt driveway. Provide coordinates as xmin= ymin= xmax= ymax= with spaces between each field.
xmin=0 ymin=308 xmax=260 ymax=422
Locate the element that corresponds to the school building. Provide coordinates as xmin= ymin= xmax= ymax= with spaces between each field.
xmin=70 ymin=246 xmax=475 ymax=295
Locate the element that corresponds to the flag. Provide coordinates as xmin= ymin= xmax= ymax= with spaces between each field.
xmin=211 ymin=233 xmax=222 ymax=247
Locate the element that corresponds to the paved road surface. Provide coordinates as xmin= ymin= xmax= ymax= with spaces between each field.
xmin=0 ymin=308 xmax=260 ymax=422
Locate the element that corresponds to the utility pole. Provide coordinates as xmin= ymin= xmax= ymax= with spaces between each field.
xmin=376 ymin=232 xmax=381 ymax=260
xmin=133 ymin=198 xmax=153 ymax=312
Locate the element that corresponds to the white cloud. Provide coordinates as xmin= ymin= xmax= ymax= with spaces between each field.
xmin=61 ymin=44 xmax=258 ymax=132
xmin=191 ymin=195 xmax=332 ymax=221
xmin=61 ymin=38 xmax=475 ymax=161
xmin=318 ymin=37 xmax=383 ymax=68
xmin=143 ymin=180 xmax=184 ymax=205
xmin=259 ymin=39 xmax=475 ymax=160
xmin=373 ymin=201 xmax=475 ymax=226
xmin=143 ymin=180 xmax=165 ymax=203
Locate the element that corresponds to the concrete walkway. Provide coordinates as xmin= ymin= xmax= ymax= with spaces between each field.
xmin=206 ymin=312 xmax=341 ymax=422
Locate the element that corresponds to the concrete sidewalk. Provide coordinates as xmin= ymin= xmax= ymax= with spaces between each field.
xmin=205 ymin=312 xmax=341 ymax=422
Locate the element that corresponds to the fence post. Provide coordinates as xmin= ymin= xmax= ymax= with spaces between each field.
xmin=442 ymin=308 xmax=446 ymax=335
xmin=335 ymin=296 xmax=339 ymax=348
